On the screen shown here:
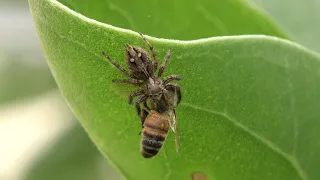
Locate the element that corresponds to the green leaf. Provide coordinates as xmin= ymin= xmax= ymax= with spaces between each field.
xmin=29 ymin=0 xmax=320 ymax=180
xmin=24 ymin=122 xmax=121 ymax=180
xmin=252 ymin=0 xmax=320 ymax=53
xmin=58 ymin=0 xmax=289 ymax=40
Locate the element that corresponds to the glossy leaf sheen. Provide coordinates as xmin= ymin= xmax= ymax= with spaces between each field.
xmin=29 ymin=0 xmax=320 ymax=179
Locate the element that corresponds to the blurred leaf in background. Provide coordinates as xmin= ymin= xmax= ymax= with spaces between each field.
xmin=252 ymin=0 xmax=320 ymax=52
xmin=60 ymin=0 xmax=288 ymax=40
xmin=0 ymin=0 xmax=55 ymax=104
xmin=0 ymin=57 xmax=55 ymax=104
xmin=0 ymin=1 xmax=120 ymax=180
xmin=24 ymin=122 xmax=121 ymax=180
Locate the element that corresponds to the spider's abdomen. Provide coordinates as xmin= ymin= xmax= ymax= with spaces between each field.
xmin=125 ymin=45 xmax=154 ymax=80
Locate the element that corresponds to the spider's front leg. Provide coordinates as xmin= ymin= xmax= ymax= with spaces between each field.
xmin=139 ymin=33 xmax=158 ymax=70
xmin=102 ymin=52 xmax=130 ymax=77
xmin=158 ymin=48 xmax=171 ymax=77
xmin=128 ymin=90 xmax=145 ymax=104
xmin=163 ymin=74 xmax=182 ymax=84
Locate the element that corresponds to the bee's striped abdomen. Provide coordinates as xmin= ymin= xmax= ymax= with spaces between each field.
xmin=141 ymin=111 xmax=169 ymax=158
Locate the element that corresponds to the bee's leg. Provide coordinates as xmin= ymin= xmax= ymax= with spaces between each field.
xmin=139 ymin=33 xmax=158 ymax=70
xmin=143 ymin=101 xmax=151 ymax=112
xmin=163 ymin=74 xmax=182 ymax=84
xmin=128 ymin=90 xmax=145 ymax=104
xmin=138 ymin=108 xmax=148 ymax=136
xmin=140 ymin=109 xmax=148 ymax=125
xmin=102 ymin=52 xmax=130 ymax=77
xmin=157 ymin=48 xmax=171 ymax=77
xmin=139 ymin=101 xmax=151 ymax=125
xmin=112 ymin=78 xmax=142 ymax=86
xmin=135 ymin=95 xmax=148 ymax=121
xmin=165 ymin=83 xmax=182 ymax=105
xmin=140 ymin=101 xmax=151 ymax=121
xmin=137 ymin=95 xmax=148 ymax=135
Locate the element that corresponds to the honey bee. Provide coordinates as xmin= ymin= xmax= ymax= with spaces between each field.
xmin=102 ymin=33 xmax=181 ymax=158
xmin=140 ymin=110 xmax=171 ymax=158
xmin=141 ymin=88 xmax=179 ymax=158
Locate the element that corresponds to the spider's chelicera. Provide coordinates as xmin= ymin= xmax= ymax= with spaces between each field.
xmin=102 ymin=33 xmax=182 ymax=122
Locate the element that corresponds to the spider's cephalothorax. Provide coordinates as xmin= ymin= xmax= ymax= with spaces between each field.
xmin=102 ymin=33 xmax=182 ymax=122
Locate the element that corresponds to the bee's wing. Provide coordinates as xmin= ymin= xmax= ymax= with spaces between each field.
xmin=168 ymin=109 xmax=179 ymax=152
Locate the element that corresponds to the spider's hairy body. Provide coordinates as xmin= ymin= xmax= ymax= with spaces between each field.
xmin=102 ymin=33 xmax=182 ymax=158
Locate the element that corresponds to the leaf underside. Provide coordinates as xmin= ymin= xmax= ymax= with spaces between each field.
xmin=29 ymin=0 xmax=320 ymax=179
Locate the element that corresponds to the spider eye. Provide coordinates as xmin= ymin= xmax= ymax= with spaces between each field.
xmin=130 ymin=58 xmax=135 ymax=62
xmin=138 ymin=53 xmax=142 ymax=58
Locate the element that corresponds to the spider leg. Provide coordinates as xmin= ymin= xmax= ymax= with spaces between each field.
xmin=158 ymin=48 xmax=171 ymax=77
xmin=163 ymin=74 xmax=182 ymax=84
xmin=102 ymin=52 xmax=130 ymax=76
xmin=128 ymin=90 xmax=145 ymax=104
xmin=139 ymin=33 xmax=158 ymax=70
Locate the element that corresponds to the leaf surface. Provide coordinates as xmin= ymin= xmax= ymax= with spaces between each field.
xmin=252 ymin=0 xmax=320 ymax=52
xmin=58 ymin=0 xmax=288 ymax=40
xmin=29 ymin=0 xmax=320 ymax=179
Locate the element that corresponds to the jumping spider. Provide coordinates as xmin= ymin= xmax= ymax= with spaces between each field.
xmin=102 ymin=33 xmax=182 ymax=123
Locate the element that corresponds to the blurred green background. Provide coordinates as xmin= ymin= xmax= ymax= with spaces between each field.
xmin=0 ymin=0 xmax=121 ymax=180
xmin=0 ymin=0 xmax=319 ymax=179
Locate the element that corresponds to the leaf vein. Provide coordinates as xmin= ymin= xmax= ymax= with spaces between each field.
xmin=196 ymin=4 xmax=229 ymax=34
xmin=284 ymin=56 xmax=299 ymax=157
xmin=181 ymin=102 xmax=307 ymax=180
xmin=106 ymin=0 xmax=140 ymax=31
